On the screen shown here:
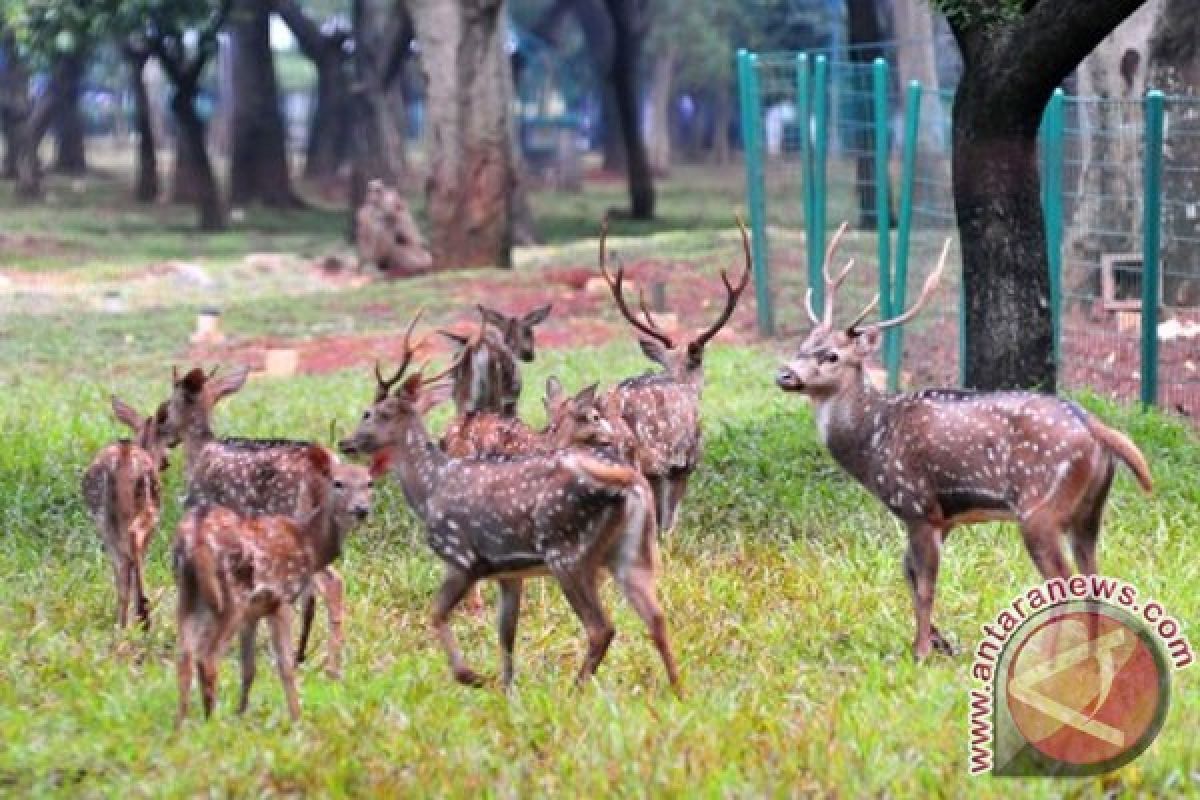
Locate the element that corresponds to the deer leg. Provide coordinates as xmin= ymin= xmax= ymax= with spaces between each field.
xmin=432 ymin=567 xmax=485 ymax=687
xmin=904 ymin=522 xmax=950 ymax=661
xmin=296 ymin=592 xmax=317 ymax=666
xmin=657 ymin=476 xmax=672 ymax=533
xmin=555 ymin=567 xmax=615 ymax=686
xmin=665 ymin=473 xmax=690 ymax=534
xmin=132 ymin=551 xmax=150 ymax=630
xmin=236 ymin=619 xmax=258 ymax=714
xmin=1020 ymin=511 xmax=1072 ymax=582
xmin=319 ymin=568 xmax=345 ymax=679
xmin=114 ymin=556 xmax=132 ymax=629
xmin=614 ymin=564 xmax=680 ymax=694
xmin=198 ymin=654 xmax=219 ymax=720
xmin=268 ymin=605 xmax=302 ymax=721
xmin=1069 ymin=464 xmax=1114 ymax=576
xmin=496 ymin=578 xmax=523 ymax=690
xmin=176 ymin=632 xmax=195 ymax=729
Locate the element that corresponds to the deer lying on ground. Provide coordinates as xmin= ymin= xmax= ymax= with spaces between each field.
xmin=599 ymin=215 xmax=752 ymax=532
xmin=82 ymin=397 xmax=172 ymax=628
xmin=339 ymin=315 xmax=679 ymax=692
xmin=162 ymin=365 xmax=366 ymax=677
xmin=775 ymin=223 xmax=1154 ymax=660
xmin=173 ymin=452 xmax=373 ymax=724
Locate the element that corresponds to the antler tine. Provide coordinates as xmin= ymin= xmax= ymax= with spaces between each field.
xmin=376 ymin=307 xmax=426 ymax=399
xmin=596 ymin=219 xmax=674 ymax=348
xmin=857 ymin=237 xmax=952 ymax=335
xmin=820 ymin=222 xmax=852 ymax=325
xmin=845 ymin=294 xmax=880 ymax=333
xmin=691 ymin=213 xmax=754 ymax=349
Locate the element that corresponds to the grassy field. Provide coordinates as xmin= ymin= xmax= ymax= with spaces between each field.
xmin=1 ymin=170 xmax=1197 ymax=797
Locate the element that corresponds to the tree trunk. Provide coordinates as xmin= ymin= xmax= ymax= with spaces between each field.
xmin=305 ymin=48 xmax=351 ymax=179
xmin=647 ymin=44 xmax=675 ymax=175
xmin=15 ymin=88 xmax=58 ymax=200
xmin=53 ymin=51 xmax=87 ymax=175
xmin=0 ymin=29 xmax=28 ymax=180
xmin=412 ymin=0 xmax=514 ymax=268
xmin=1148 ymin=0 xmax=1200 ymax=306
xmin=170 ymin=85 xmax=225 ymax=230
xmin=891 ymin=0 xmax=946 ymax=210
xmin=601 ymin=86 xmax=626 ymax=170
xmin=603 ymin=0 xmax=653 ymax=219
xmin=945 ymin=0 xmax=1150 ymax=391
xmin=228 ymin=0 xmax=298 ymax=207
xmin=846 ymin=0 xmax=890 ymax=228
xmin=711 ymin=88 xmax=731 ymax=165
xmin=125 ymin=45 xmax=159 ymax=203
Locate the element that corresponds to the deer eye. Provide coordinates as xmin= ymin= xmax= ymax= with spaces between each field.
xmin=823 ymin=352 xmax=840 ymax=365
xmin=366 ymin=481 xmax=374 ymax=489
xmin=361 ymin=410 xmax=371 ymax=420
xmin=333 ymin=480 xmax=345 ymax=490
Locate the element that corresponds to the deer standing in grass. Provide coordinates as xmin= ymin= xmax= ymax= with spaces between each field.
xmin=775 ymin=224 xmax=1154 ymax=660
xmin=162 ymin=365 xmax=367 ymax=677
xmin=439 ymin=303 xmax=551 ymax=416
xmin=82 ymin=397 xmax=172 ymax=628
xmin=599 ymin=216 xmax=752 ymax=532
xmin=339 ymin=315 xmax=679 ymax=692
xmin=173 ymin=451 xmax=373 ymax=724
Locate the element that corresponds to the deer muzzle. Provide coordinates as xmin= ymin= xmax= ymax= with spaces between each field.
xmin=775 ymin=366 xmax=805 ymax=391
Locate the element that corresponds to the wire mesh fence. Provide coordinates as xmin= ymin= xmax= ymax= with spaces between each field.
xmin=740 ymin=45 xmax=1200 ymax=419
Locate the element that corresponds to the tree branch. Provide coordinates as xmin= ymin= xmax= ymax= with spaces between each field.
xmin=272 ymin=0 xmax=327 ymax=61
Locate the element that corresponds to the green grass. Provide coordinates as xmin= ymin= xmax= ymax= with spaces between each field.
xmin=1 ymin=167 xmax=1198 ymax=796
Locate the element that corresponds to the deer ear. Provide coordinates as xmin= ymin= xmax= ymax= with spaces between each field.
xmin=544 ymin=376 xmax=564 ymax=407
xmin=180 ymin=367 xmax=207 ymax=394
xmin=111 ymin=396 xmax=143 ymax=431
xmin=207 ymin=366 xmax=249 ymax=404
xmin=575 ymin=383 xmax=598 ymax=407
xmin=523 ymin=304 xmax=552 ymax=326
xmin=478 ymin=305 xmax=508 ymax=329
xmin=638 ymin=338 xmax=670 ymax=366
xmin=416 ymin=381 xmax=453 ymax=414
xmin=851 ymin=329 xmax=882 ymax=357
xmin=400 ymin=372 xmax=424 ymax=398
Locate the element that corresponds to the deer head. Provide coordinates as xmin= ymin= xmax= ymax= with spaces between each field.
xmin=478 ymin=304 xmax=552 ymax=362
xmin=776 ymin=223 xmax=950 ymax=399
xmin=599 ymin=215 xmax=751 ymax=383
xmin=542 ymin=377 xmax=614 ymax=450
xmin=162 ymin=364 xmax=251 ymax=446
xmin=112 ymin=396 xmax=173 ymax=472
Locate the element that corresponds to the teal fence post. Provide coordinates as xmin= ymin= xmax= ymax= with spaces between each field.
xmin=796 ymin=53 xmax=818 ymax=300
xmin=737 ymin=49 xmax=773 ymax=336
xmin=872 ymin=59 xmax=894 ymax=370
xmin=1040 ymin=88 xmax=1065 ymax=370
xmin=1141 ymin=90 xmax=1164 ymax=408
xmin=812 ymin=53 xmax=829 ymax=304
xmin=888 ymin=80 xmax=921 ymax=390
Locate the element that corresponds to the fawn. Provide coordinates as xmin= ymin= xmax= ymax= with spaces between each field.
xmin=82 ymin=397 xmax=172 ymax=628
xmin=775 ymin=223 xmax=1154 ymax=660
xmin=439 ymin=308 xmax=522 ymax=416
xmin=339 ymin=314 xmax=679 ymax=692
xmin=162 ymin=364 xmax=361 ymax=676
xmin=173 ymin=451 xmax=373 ymax=724
xmin=598 ymin=215 xmax=752 ymax=531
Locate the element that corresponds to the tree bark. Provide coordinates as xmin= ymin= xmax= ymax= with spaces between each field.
xmin=603 ymin=0 xmax=654 ymax=218
xmin=52 ymin=51 xmax=87 ymax=175
xmin=411 ymin=0 xmax=514 ymax=268
xmin=846 ymin=0 xmax=890 ymax=228
xmin=228 ymin=0 xmax=299 ymax=207
xmin=14 ymin=87 xmax=58 ymax=200
xmin=170 ymin=84 xmax=225 ymax=230
xmin=945 ymin=0 xmax=1150 ymax=391
xmin=0 ymin=28 xmax=28 ymax=180
xmin=647 ymin=44 xmax=675 ymax=175
xmin=711 ymin=88 xmax=731 ymax=165
xmin=891 ymin=0 xmax=947 ymax=209
xmin=125 ymin=42 xmax=159 ymax=203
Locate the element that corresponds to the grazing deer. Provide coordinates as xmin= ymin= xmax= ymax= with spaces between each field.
xmin=339 ymin=315 xmax=679 ymax=692
xmin=599 ymin=216 xmax=752 ymax=531
xmin=161 ymin=364 xmax=363 ymax=677
xmin=173 ymin=451 xmax=373 ymax=725
xmin=775 ymin=223 xmax=1154 ymax=660
xmin=82 ymin=397 xmax=172 ymax=628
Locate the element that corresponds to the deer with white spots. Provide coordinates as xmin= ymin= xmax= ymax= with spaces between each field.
xmin=775 ymin=223 xmax=1154 ymax=661
xmin=161 ymin=365 xmax=368 ymax=677
xmin=339 ymin=317 xmax=679 ymax=692
xmin=439 ymin=303 xmax=550 ymax=417
xmin=82 ymin=397 xmax=172 ymax=628
xmin=598 ymin=215 xmax=752 ymax=532
xmin=172 ymin=451 xmax=373 ymax=725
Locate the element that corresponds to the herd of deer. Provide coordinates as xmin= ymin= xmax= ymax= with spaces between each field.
xmin=82 ymin=217 xmax=1154 ymax=726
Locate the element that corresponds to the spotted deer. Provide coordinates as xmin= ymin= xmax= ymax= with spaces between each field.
xmin=82 ymin=397 xmax=172 ymax=628
xmin=439 ymin=309 xmax=524 ymax=416
xmin=339 ymin=317 xmax=679 ymax=692
xmin=161 ymin=365 xmax=367 ymax=677
xmin=479 ymin=303 xmax=552 ymax=362
xmin=775 ymin=223 xmax=1154 ymax=660
xmin=173 ymin=451 xmax=373 ymax=725
xmin=599 ymin=215 xmax=752 ymax=531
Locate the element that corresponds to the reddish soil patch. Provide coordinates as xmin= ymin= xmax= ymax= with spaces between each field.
xmin=0 ymin=232 xmax=82 ymax=261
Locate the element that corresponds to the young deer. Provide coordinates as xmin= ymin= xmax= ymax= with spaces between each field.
xmin=775 ymin=224 xmax=1154 ymax=660
xmin=173 ymin=451 xmax=373 ymax=725
xmin=339 ymin=318 xmax=679 ymax=692
xmin=162 ymin=365 xmax=362 ymax=677
xmin=479 ymin=303 xmax=552 ymax=362
xmin=82 ymin=397 xmax=172 ymax=628
xmin=599 ymin=216 xmax=752 ymax=531
xmin=439 ymin=308 xmax=525 ymax=416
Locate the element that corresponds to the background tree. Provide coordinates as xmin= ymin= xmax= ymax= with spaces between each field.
xmin=123 ymin=34 xmax=159 ymax=202
xmin=933 ymin=0 xmax=1150 ymax=391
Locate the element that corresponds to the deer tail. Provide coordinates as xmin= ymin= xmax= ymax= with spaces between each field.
xmin=561 ymin=451 xmax=640 ymax=489
xmin=1087 ymin=418 xmax=1153 ymax=494
xmin=113 ymin=444 xmax=137 ymax=536
xmin=191 ymin=541 xmax=224 ymax=613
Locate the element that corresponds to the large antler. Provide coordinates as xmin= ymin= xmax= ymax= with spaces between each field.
xmin=804 ymin=221 xmax=855 ymax=327
xmin=851 ymin=238 xmax=952 ymax=336
xmin=375 ymin=308 xmax=424 ymax=400
xmin=598 ymin=218 xmax=675 ymax=349
xmin=690 ymin=213 xmax=754 ymax=351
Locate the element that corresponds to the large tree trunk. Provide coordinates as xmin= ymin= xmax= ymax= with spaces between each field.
xmin=412 ymin=0 xmax=514 ymax=268
xmin=125 ymin=44 xmax=159 ymax=203
xmin=711 ymin=88 xmax=731 ymax=165
xmin=603 ymin=0 xmax=653 ymax=218
xmin=14 ymin=88 xmax=58 ymax=200
xmin=170 ymin=85 xmax=225 ymax=230
xmin=846 ymin=0 xmax=890 ymax=228
xmin=646 ymin=44 xmax=675 ymax=175
xmin=53 ymin=51 xmax=87 ymax=175
xmin=947 ymin=0 xmax=1150 ymax=391
xmin=228 ymin=0 xmax=299 ymax=207
xmin=1148 ymin=0 xmax=1200 ymax=306
xmin=0 ymin=29 xmax=28 ymax=180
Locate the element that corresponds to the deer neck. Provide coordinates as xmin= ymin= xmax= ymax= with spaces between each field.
xmin=298 ymin=503 xmax=340 ymax=572
xmin=389 ymin=417 xmax=447 ymax=518
xmin=181 ymin=413 xmax=216 ymax=480
xmin=813 ymin=371 xmax=889 ymax=484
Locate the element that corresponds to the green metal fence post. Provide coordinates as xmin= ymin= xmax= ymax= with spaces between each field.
xmin=1041 ymin=88 xmax=1065 ymax=370
xmin=737 ymin=49 xmax=773 ymax=336
xmin=889 ymin=80 xmax=921 ymax=390
xmin=812 ymin=53 xmax=829 ymax=309
xmin=796 ymin=53 xmax=818 ymax=299
xmin=1141 ymin=90 xmax=1164 ymax=408
xmin=872 ymin=59 xmax=894 ymax=373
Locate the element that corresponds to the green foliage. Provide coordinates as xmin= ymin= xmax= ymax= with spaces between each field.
xmin=928 ymin=0 xmax=1024 ymax=33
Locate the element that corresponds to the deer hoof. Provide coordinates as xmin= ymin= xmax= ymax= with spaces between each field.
xmin=453 ymin=666 xmax=486 ymax=688
xmin=930 ymin=630 xmax=961 ymax=657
